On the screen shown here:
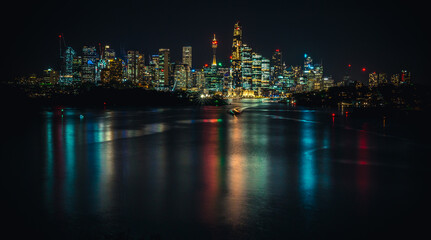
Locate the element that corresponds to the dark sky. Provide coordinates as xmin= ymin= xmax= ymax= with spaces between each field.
xmin=4 ymin=0 xmax=429 ymax=84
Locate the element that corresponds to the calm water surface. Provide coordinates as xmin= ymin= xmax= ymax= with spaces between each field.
xmin=2 ymin=100 xmax=430 ymax=239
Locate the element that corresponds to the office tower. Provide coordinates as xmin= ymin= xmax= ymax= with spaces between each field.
xmin=369 ymin=72 xmax=378 ymax=88
xmin=104 ymin=45 xmax=116 ymax=60
xmin=127 ymin=51 xmax=145 ymax=83
xmin=391 ymin=73 xmax=400 ymax=86
xmin=109 ymin=58 xmax=123 ymax=83
xmin=204 ymin=65 xmax=222 ymax=92
xmin=212 ymin=34 xmax=218 ymax=66
xmin=149 ymin=54 xmax=160 ymax=87
xmin=261 ymin=57 xmax=270 ymax=90
xmin=182 ymin=46 xmax=192 ymax=68
xmin=158 ymin=48 xmax=170 ymax=89
xmin=271 ymin=49 xmax=282 ymax=82
xmin=252 ymin=53 xmax=262 ymax=90
xmin=378 ymin=73 xmax=387 ymax=85
xmin=174 ymin=63 xmax=189 ymax=90
xmin=63 ymin=47 xmax=75 ymax=75
xmin=72 ymin=56 xmax=82 ymax=83
xmin=82 ymin=46 xmax=98 ymax=82
xmin=303 ymin=53 xmax=313 ymax=85
xmin=241 ymin=44 xmax=252 ymax=89
xmin=401 ymin=70 xmax=411 ymax=84
xmin=231 ymin=21 xmax=242 ymax=88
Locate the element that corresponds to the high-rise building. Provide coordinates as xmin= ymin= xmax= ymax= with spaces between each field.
xmin=261 ymin=57 xmax=270 ymax=90
xmin=182 ymin=46 xmax=192 ymax=68
xmin=231 ymin=21 xmax=242 ymax=88
xmin=252 ymin=53 xmax=262 ymax=90
xmin=158 ymin=48 xmax=170 ymax=89
xmin=241 ymin=44 xmax=252 ymax=89
xmin=82 ymin=46 xmax=98 ymax=82
xmin=109 ymin=58 xmax=123 ymax=83
xmin=63 ymin=47 xmax=75 ymax=75
xmin=212 ymin=34 xmax=218 ymax=66
xmin=369 ymin=72 xmax=378 ymax=88
xmin=127 ymin=50 xmax=145 ymax=83
xmin=271 ymin=49 xmax=282 ymax=82
xmin=104 ymin=45 xmax=116 ymax=60
xmin=174 ymin=63 xmax=190 ymax=90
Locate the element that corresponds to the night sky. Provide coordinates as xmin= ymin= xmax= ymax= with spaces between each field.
xmin=5 ymin=0 xmax=429 ymax=84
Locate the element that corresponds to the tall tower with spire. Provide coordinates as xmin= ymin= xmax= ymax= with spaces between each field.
xmin=212 ymin=34 xmax=218 ymax=66
xmin=231 ymin=21 xmax=243 ymax=88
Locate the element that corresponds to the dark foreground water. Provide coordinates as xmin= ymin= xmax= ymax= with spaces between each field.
xmin=1 ymin=100 xmax=430 ymax=239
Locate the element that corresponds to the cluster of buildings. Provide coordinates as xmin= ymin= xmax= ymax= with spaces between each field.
xmin=368 ymin=70 xmax=411 ymax=88
xmin=17 ymin=22 xmax=412 ymax=97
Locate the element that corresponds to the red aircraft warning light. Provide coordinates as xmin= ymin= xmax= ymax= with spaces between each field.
xmin=362 ymin=68 xmax=366 ymax=72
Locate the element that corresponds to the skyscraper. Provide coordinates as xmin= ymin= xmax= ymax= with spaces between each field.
xmin=82 ymin=46 xmax=98 ymax=82
xmin=231 ymin=21 xmax=242 ymax=88
xmin=241 ymin=44 xmax=252 ymax=89
xmin=261 ymin=57 xmax=270 ymax=90
xmin=212 ymin=34 xmax=218 ymax=66
xmin=182 ymin=46 xmax=192 ymax=68
xmin=127 ymin=50 xmax=145 ymax=83
xmin=158 ymin=48 xmax=170 ymax=89
xmin=271 ymin=49 xmax=282 ymax=82
xmin=252 ymin=53 xmax=262 ymax=90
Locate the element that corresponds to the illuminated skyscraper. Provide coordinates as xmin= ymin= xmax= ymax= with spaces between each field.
xmin=271 ymin=49 xmax=282 ymax=82
xmin=212 ymin=34 xmax=218 ymax=66
xmin=231 ymin=21 xmax=242 ymax=88
xmin=127 ymin=51 xmax=145 ymax=83
xmin=158 ymin=48 xmax=170 ymax=89
xmin=252 ymin=53 xmax=262 ymax=90
xmin=182 ymin=46 xmax=192 ymax=68
xmin=261 ymin=57 xmax=270 ymax=90
xmin=82 ymin=46 xmax=98 ymax=82
xmin=241 ymin=44 xmax=252 ymax=89
xmin=63 ymin=47 xmax=75 ymax=75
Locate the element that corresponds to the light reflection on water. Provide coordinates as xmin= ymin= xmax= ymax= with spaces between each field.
xmin=37 ymin=104 xmax=427 ymax=238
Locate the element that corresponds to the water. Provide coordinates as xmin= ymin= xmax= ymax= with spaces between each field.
xmin=2 ymin=100 xmax=430 ymax=239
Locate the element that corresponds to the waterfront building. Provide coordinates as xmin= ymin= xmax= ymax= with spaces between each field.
xmin=231 ymin=21 xmax=242 ymax=88
xmin=241 ymin=44 xmax=252 ymax=89
xmin=261 ymin=57 xmax=270 ymax=91
xmin=252 ymin=53 xmax=262 ymax=90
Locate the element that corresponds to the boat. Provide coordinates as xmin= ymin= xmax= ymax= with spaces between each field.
xmin=228 ymin=107 xmax=241 ymax=116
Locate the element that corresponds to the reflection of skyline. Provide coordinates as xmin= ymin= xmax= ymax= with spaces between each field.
xmin=39 ymin=105 xmax=398 ymax=238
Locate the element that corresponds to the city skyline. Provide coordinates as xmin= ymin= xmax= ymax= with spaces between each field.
xmin=4 ymin=0 xmax=429 ymax=85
